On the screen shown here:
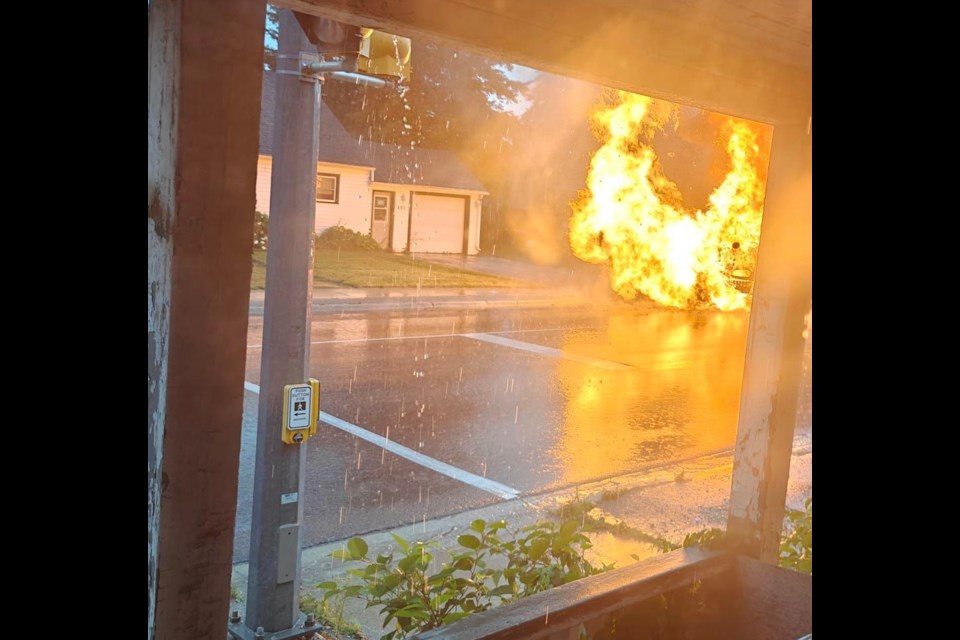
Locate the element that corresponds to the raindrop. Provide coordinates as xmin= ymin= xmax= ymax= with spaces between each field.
xmin=515 ymin=405 xmax=520 ymax=424
xmin=339 ymin=506 xmax=344 ymax=525
xmin=356 ymin=452 xmax=362 ymax=470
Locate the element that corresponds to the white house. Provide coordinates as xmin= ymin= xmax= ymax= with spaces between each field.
xmin=257 ymin=71 xmax=487 ymax=255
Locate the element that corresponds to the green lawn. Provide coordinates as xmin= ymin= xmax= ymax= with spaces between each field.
xmin=250 ymin=249 xmax=534 ymax=289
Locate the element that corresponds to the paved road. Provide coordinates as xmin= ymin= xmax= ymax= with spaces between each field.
xmin=230 ymin=296 xmax=806 ymax=562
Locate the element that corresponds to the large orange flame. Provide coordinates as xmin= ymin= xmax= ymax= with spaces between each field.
xmin=569 ymin=91 xmax=770 ymax=311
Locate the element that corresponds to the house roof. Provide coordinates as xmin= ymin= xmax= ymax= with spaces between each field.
xmin=259 ymin=71 xmax=486 ymax=192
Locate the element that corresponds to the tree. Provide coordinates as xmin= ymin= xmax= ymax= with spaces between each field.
xmin=322 ymin=38 xmax=523 ymax=152
xmin=263 ymin=4 xmax=279 ymax=70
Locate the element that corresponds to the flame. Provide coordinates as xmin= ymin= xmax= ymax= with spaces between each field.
xmin=569 ymin=91 xmax=770 ymax=311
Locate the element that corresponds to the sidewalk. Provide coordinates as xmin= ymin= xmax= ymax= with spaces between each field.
xmin=248 ymin=255 xmax=633 ymax=315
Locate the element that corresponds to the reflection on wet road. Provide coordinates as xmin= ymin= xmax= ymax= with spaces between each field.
xmin=234 ymin=304 xmax=753 ymax=559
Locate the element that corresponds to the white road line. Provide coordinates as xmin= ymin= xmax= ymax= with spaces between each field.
xmin=460 ymin=333 xmax=632 ymax=371
xmin=319 ymin=412 xmax=520 ymax=500
xmin=245 ymin=327 xmax=573 ymax=350
xmin=242 ymin=381 xmax=520 ymax=501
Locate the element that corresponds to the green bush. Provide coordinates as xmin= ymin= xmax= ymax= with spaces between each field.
xmin=318 ymin=518 xmax=611 ymax=640
xmin=315 ymin=225 xmax=382 ymax=251
xmin=253 ymin=211 xmax=269 ymax=249
xmin=680 ymin=496 xmax=812 ymax=575
xmin=779 ymin=497 xmax=812 ymax=574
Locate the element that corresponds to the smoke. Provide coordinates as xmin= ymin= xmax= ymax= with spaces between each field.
xmin=497 ymin=74 xmax=604 ymax=265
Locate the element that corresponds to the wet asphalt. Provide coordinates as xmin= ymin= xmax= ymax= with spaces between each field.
xmin=230 ymin=258 xmax=800 ymax=562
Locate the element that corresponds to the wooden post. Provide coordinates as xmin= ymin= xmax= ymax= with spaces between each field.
xmin=147 ymin=1 xmax=265 ymax=638
xmin=727 ymin=114 xmax=812 ymax=562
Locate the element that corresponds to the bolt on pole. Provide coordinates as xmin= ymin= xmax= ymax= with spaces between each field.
xmin=242 ymin=8 xmax=320 ymax=634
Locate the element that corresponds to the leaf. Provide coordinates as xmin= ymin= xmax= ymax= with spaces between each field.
xmin=458 ymin=534 xmax=482 ymax=549
xmin=382 ymin=574 xmax=403 ymax=591
xmin=559 ymin=519 xmax=579 ymax=539
xmin=316 ymin=581 xmax=337 ymax=590
xmin=398 ymin=554 xmax=419 ymax=573
xmin=488 ymin=520 xmax=508 ymax=532
xmin=443 ymin=611 xmax=473 ymax=624
xmin=487 ymin=584 xmax=514 ymax=597
xmin=391 ymin=533 xmax=411 ymax=553
xmin=396 ymin=605 xmax=431 ymax=621
xmin=528 ymin=538 xmax=550 ymax=561
xmin=471 ymin=519 xmax=486 ymax=533
xmin=347 ymin=537 xmax=369 ymax=560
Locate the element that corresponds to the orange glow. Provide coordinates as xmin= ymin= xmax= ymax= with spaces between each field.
xmin=554 ymin=312 xmax=748 ymax=485
xmin=569 ymin=92 xmax=770 ymax=311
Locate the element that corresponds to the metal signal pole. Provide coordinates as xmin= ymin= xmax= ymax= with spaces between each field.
xmin=235 ymin=9 xmax=320 ymax=638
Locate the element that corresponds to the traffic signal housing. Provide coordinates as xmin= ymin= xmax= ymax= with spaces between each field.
xmin=294 ymin=12 xmax=411 ymax=82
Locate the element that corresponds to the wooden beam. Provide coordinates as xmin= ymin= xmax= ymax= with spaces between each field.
xmin=147 ymin=0 xmax=265 ymax=638
xmin=726 ymin=114 xmax=812 ymax=562
xmin=279 ymin=0 xmax=810 ymax=124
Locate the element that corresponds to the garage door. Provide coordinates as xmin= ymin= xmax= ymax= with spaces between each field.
xmin=410 ymin=194 xmax=466 ymax=253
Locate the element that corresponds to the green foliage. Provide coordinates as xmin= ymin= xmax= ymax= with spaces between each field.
xmin=681 ymin=528 xmax=728 ymax=550
xmin=315 ymin=225 xmax=383 ymax=251
xmin=552 ymin=497 xmax=678 ymax=553
xmin=779 ymin=497 xmax=812 ymax=574
xmin=679 ymin=496 xmax=812 ymax=575
xmin=253 ymin=211 xmax=269 ymax=250
xmin=300 ymin=592 xmax=365 ymax=639
xmin=319 ymin=518 xmax=611 ymax=639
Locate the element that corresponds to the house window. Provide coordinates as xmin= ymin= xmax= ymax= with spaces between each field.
xmin=316 ymin=173 xmax=339 ymax=203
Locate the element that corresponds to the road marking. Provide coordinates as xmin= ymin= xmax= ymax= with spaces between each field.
xmin=243 ymin=381 xmax=520 ymax=501
xmin=245 ymin=327 xmax=575 ymax=349
xmin=460 ymin=333 xmax=632 ymax=371
xmin=319 ymin=412 xmax=520 ymax=500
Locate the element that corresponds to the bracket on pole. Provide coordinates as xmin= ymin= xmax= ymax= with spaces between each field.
xmin=227 ymin=612 xmax=321 ymax=640
xmin=299 ymin=52 xmax=354 ymax=80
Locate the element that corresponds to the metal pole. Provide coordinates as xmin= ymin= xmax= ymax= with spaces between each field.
xmin=244 ymin=9 xmax=319 ymax=633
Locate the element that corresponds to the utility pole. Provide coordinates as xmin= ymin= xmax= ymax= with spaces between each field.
xmin=238 ymin=9 xmax=319 ymax=637
xmin=230 ymin=12 xmax=410 ymax=637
